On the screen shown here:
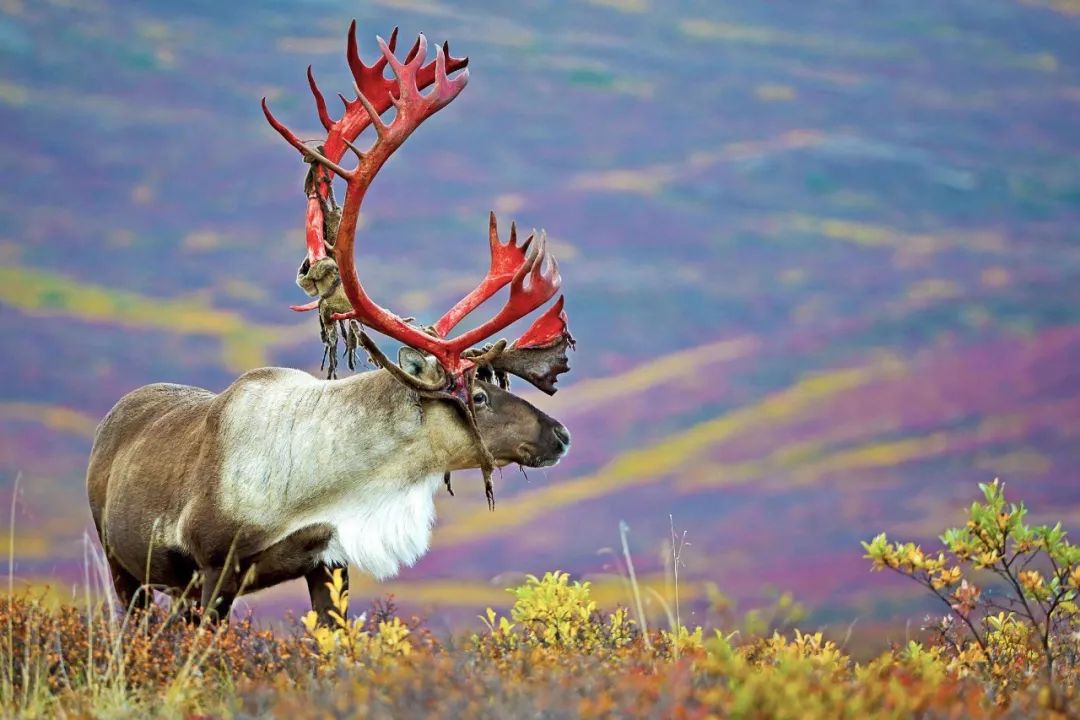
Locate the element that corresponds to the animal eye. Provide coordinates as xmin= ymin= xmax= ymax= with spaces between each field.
xmin=472 ymin=390 xmax=488 ymax=407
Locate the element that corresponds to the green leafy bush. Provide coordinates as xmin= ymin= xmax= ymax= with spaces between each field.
xmin=863 ymin=478 xmax=1080 ymax=709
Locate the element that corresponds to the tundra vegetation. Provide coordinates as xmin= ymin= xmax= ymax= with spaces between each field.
xmin=1 ymin=481 xmax=1078 ymax=718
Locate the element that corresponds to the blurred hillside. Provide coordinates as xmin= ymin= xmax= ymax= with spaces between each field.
xmin=1 ymin=0 xmax=1078 ymax=630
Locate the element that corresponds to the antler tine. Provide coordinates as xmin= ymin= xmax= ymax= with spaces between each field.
xmin=512 ymin=223 xmax=535 ymax=253
xmin=306 ymin=66 xmax=333 ymax=131
xmin=290 ymin=298 xmax=320 ymax=312
xmin=348 ymin=22 xmax=399 ymax=96
xmin=401 ymin=33 xmax=423 ymax=65
xmin=431 ymin=212 xmax=533 ymax=337
xmin=443 ymin=232 xmax=562 ymax=354
xmin=489 ymin=210 xmax=501 ymax=251
xmin=261 ymin=99 xmax=354 ymax=179
xmin=378 ymin=32 xmax=425 ymax=96
xmin=514 ymin=295 xmax=569 ymax=349
xmin=352 ymin=80 xmax=391 ymax=139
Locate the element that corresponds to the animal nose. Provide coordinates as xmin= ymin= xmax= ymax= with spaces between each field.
xmin=552 ymin=424 xmax=571 ymax=448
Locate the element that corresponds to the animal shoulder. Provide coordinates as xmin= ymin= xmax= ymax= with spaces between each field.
xmin=223 ymin=366 xmax=392 ymax=392
xmin=230 ymin=366 xmax=316 ymax=388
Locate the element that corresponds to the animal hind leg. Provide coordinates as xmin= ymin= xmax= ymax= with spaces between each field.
xmin=107 ymin=556 xmax=149 ymax=613
xmin=91 ymin=509 xmax=149 ymax=613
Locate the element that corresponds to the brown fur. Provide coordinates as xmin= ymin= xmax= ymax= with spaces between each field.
xmin=87 ymin=366 xmax=569 ymax=622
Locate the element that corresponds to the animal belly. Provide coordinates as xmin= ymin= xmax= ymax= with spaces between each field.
xmin=242 ymin=523 xmax=335 ymax=593
xmin=105 ymin=529 xmax=198 ymax=592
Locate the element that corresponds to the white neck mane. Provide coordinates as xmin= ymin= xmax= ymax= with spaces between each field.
xmin=215 ymin=368 xmax=450 ymax=578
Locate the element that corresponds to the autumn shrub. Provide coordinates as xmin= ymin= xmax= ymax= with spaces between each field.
xmin=0 ymin=479 xmax=1076 ymax=717
xmin=476 ymin=571 xmax=638 ymax=654
xmin=300 ymin=568 xmax=427 ymax=665
xmin=0 ymin=592 xmax=321 ymax=716
xmin=863 ymin=478 xmax=1080 ymax=710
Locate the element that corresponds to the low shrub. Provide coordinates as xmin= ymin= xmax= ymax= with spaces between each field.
xmin=0 ymin=480 xmax=1075 ymax=717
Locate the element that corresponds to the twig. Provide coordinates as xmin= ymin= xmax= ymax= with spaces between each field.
xmin=619 ymin=521 xmax=650 ymax=648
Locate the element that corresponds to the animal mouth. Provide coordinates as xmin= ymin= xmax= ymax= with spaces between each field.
xmin=531 ymin=455 xmax=562 ymax=468
xmin=513 ymin=442 xmax=567 ymax=469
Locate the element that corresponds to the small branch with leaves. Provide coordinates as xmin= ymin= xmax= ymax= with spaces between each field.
xmin=863 ymin=479 xmax=1080 ymax=709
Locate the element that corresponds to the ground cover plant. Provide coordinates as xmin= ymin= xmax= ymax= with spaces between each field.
xmin=1 ymin=481 xmax=1078 ymax=718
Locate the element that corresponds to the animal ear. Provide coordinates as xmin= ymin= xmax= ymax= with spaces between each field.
xmin=398 ymin=347 xmax=443 ymax=384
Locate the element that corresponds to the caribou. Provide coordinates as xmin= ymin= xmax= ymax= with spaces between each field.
xmin=86 ymin=23 xmax=574 ymax=623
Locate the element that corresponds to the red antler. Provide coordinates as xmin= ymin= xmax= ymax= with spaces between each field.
xmin=264 ymin=22 xmax=468 ymax=266
xmin=432 ymin=212 xmax=533 ymax=337
xmin=515 ymin=295 xmax=569 ymax=349
xmin=263 ymin=28 xmax=563 ymax=390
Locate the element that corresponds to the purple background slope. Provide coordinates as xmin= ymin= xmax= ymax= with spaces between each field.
xmin=1 ymin=0 xmax=1078 ymax=629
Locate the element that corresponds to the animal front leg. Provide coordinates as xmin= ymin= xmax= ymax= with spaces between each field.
xmin=305 ymin=563 xmax=348 ymax=626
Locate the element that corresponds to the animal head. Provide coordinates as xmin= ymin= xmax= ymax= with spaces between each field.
xmin=398 ymin=347 xmax=571 ymax=471
xmin=263 ymin=24 xmax=576 ymax=505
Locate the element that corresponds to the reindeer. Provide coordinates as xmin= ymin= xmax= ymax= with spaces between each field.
xmin=86 ymin=24 xmax=574 ymax=623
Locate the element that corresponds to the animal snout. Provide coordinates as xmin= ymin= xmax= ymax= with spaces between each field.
xmin=515 ymin=422 xmax=571 ymax=468
xmin=552 ymin=423 xmax=571 ymax=449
